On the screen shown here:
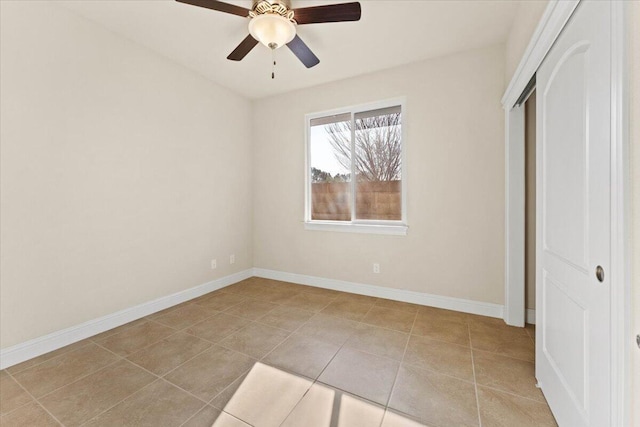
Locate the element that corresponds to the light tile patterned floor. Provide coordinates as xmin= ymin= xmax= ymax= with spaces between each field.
xmin=0 ymin=277 xmax=556 ymax=427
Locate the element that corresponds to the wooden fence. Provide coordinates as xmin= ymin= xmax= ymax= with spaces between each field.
xmin=311 ymin=180 xmax=401 ymax=221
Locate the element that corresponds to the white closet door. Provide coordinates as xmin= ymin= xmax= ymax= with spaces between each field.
xmin=536 ymin=1 xmax=611 ymax=426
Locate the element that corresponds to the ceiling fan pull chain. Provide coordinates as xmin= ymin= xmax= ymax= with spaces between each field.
xmin=271 ymin=48 xmax=276 ymax=79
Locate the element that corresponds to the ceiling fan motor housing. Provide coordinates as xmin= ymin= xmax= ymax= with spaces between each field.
xmin=252 ymin=0 xmax=292 ymax=12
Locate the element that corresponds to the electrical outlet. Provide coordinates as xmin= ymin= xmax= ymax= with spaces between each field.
xmin=373 ymin=263 xmax=380 ymax=274
xmin=211 ymin=259 xmax=217 ymax=269
xmin=230 ymin=254 xmax=235 ymax=265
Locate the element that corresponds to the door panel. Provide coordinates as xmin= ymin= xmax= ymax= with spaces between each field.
xmin=536 ymin=1 xmax=611 ymax=426
xmin=542 ymin=271 xmax=587 ymax=408
xmin=542 ymin=43 xmax=589 ymax=271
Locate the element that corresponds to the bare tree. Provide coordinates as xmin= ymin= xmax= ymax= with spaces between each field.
xmin=325 ymin=113 xmax=401 ymax=182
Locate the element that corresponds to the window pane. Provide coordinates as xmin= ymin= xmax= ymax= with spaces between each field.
xmin=310 ymin=114 xmax=352 ymax=221
xmin=354 ymin=106 xmax=402 ymax=221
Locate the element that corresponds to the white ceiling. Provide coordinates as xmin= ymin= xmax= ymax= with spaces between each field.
xmin=58 ymin=0 xmax=520 ymax=99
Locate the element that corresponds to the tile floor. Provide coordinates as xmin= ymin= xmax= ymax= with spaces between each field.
xmin=0 ymin=277 xmax=557 ymax=427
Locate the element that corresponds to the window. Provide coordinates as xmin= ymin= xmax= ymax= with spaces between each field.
xmin=305 ymin=100 xmax=407 ymax=235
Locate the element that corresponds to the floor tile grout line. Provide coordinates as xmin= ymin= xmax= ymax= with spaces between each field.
xmin=275 ymin=305 xmax=376 ymax=427
xmin=253 ymin=313 xmax=316 ymax=333
xmin=318 ymin=305 xmax=416 ymax=336
xmin=144 ymin=339 xmax=220 ymax=381
xmin=407 ymin=332 xmax=472 ymax=350
xmin=0 ymin=396 xmax=35 ymax=419
xmin=336 ymin=336 xmax=410 ymax=365
xmin=4 ymin=341 xmax=109 ymax=399
xmin=211 ymin=341 xmax=264 ymax=361
xmin=123 ymin=327 xmax=212 ymax=359
xmin=12 ymin=352 xmax=124 ymax=403
xmin=467 ymin=328 xmax=533 ymax=344
xmin=205 ymin=301 xmax=320 ymax=410
xmin=237 ymin=306 xmax=360 ymax=423
xmin=257 ymin=308 xmax=318 ymax=363
xmin=91 ymin=318 xmax=184 ymax=351
xmin=51 ymin=348 xmax=181 ymax=424
xmin=288 ymin=306 xmax=478 ymax=386
xmin=178 ymin=402 xmax=210 ymax=427
xmin=80 ymin=370 xmax=212 ymax=427
xmin=207 ymin=289 xmax=347 ymax=425
xmin=408 ymin=333 xmax=471 ymax=349
xmin=152 ymin=309 xmax=227 ymax=332
xmin=201 ymin=317 xmax=296 ymax=360
xmin=382 ymin=309 xmax=418 ymax=420
xmin=5 ymin=369 xmax=67 ymax=426
xmin=312 ymin=305 xmax=381 ymax=402
xmin=3 ymin=340 xmax=95 ymax=377
xmin=470 ymin=346 xmax=535 ymax=364
xmin=89 ymin=340 xmax=148 ymax=372
xmin=75 ymin=344 xmax=215 ymax=426
xmin=304 ymin=379 xmax=391 ymax=427
xmin=389 ymin=358 xmax=477 ymax=387
xmin=474 ymin=383 xmax=550 ymax=404
xmin=144 ymin=300 xmax=206 ymax=320
xmin=179 ymin=326 xmax=243 ymax=347
xmin=318 ymin=302 xmax=375 ymax=378
xmin=145 ymin=366 xmax=213 ymax=406
xmin=224 ymin=410 xmax=256 ymax=426
xmin=98 ymin=310 xmax=262 ymax=368
xmin=76 ymin=378 xmax=163 ymax=427
xmin=299 ymin=303 xmax=415 ymax=426
xmin=255 ymin=313 xmax=410 ymax=368
xmin=469 ymin=324 xmax=483 ymax=427
xmin=225 ymin=304 xmax=283 ymax=323
xmin=247 ymin=318 xmax=299 ymax=335
xmin=207 ymin=366 xmax=254 ymax=409
xmin=89 ymin=317 xmax=158 ymax=344
xmin=380 ymin=407 xmax=430 ymax=426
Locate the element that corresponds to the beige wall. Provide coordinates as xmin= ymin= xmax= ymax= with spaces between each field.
xmin=505 ymin=0 xmax=549 ymax=84
xmin=252 ymin=45 xmax=506 ymax=305
xmin=0 ymin=2 xmax=253 ymax=349
xmin=631 ymin=2 xmax=640 ymax=425
xmin=524 ymin=92 xmax=536 ymax=311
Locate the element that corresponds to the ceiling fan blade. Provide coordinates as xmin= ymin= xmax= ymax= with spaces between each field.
xmin=293 ymin=2 xmax=361 ymax=25
xmin=227 ymin=35 xmax=259 ymax=61
xmin=287 ymin=35 xmax=320 ymax=68
xmin=176 ymin=0 xmax=250 ymax=17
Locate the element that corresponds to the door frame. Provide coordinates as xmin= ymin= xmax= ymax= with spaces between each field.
xmin=501 ymin=0 xmax=631 ymax=425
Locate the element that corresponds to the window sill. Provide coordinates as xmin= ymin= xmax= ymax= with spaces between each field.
xmin=304 ymin=221 xmax=408 ymax=236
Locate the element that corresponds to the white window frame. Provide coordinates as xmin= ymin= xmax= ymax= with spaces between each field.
xmin=304 ymin=98 xmax=408 ymax=236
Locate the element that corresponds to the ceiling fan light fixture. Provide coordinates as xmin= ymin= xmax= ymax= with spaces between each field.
xmin=248 ymin=14 xmax=296 ymax=50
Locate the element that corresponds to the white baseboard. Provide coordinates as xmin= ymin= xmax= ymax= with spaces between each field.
xmin=253 ymin=268 xmax=504 ymax=319
xmin=1 ymin=268 xmax=510 ymax=370
xmin=526 ymin=308 xmax=536 ymax=325
xmin=0 ymin=269 xmax=253 ymax=370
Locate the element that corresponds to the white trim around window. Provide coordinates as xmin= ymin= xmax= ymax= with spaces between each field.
xmin=304 ymin=97 xmax=408 ymax=235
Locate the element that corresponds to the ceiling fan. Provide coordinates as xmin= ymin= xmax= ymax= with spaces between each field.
xmin=176 ymin=0 xmax=361 ymax=69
